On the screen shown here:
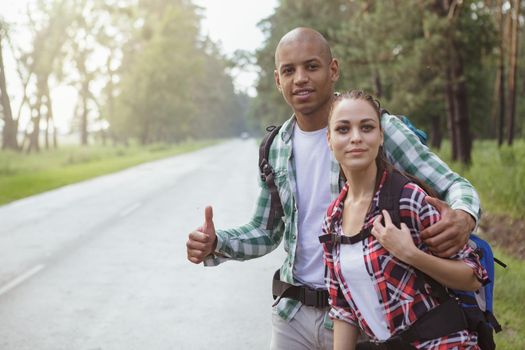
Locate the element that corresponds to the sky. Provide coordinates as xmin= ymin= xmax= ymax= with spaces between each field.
xmin=0 ymin=0 xmax=278 ymax=133
xmin=193 ymin=0 xmax=278 ymax=95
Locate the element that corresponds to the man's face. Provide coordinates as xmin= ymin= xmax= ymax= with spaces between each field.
xmin=274 ymin=39 xmax=339 ymax=119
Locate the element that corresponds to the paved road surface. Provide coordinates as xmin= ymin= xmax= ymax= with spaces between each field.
xmin=0 ymin=139 xmax=286 ymax=350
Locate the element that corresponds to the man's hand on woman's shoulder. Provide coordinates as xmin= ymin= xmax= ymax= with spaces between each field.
xmin=421 ymin=196 xmax=476 ymax=257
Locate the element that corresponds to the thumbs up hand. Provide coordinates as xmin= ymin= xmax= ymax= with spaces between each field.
xmin=186 ymin=206 xmax=218 ymax=264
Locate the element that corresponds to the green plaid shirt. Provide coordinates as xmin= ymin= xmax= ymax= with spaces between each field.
xmin=204 ymin=113 xmax=480 ymax=327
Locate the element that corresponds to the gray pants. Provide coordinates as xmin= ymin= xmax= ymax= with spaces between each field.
xmin=270 ymin=305 xmax=334 ymax=350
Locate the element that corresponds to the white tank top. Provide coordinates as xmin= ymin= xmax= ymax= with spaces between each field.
xmin=340 ymin=243 xmax=391 ymax=340
xmin=292 ymin=125 xmax=332 ymax=289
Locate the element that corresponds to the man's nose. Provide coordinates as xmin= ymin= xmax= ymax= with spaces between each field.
xmin=294 ymin=67 xmax=308 ymax=84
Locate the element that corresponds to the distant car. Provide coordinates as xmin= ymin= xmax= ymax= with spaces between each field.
xmin=240 ymin=132 xmax=250 ymax=139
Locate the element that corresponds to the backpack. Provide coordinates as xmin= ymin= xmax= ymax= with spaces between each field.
xmin=320 ymin=171 xmax=503 ymax=349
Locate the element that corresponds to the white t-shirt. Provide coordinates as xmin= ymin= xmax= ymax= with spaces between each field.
xmin=340 ymin=243 xmax=391 ymax=340
xmin=292 ymin=125 xmax=332 ymax=289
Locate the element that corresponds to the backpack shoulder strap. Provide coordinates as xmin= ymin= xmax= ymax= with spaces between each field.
xmin=259 ymin=125 xmax=283 ymax=230
xmin=378 ymin=171 xmax=411 ymax=228
xmin=259 ymin=125 xmax=281 ymax=170
xmin=379 ymin=171 xmax=439 ymax=295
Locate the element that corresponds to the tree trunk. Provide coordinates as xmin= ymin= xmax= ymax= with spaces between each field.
xmin=445 ymin=66 xmax=458 ymax=161
xmin=497 ymin=59 xmax=506 ymax=145
xmin=430 ymin=114 xmax=443 ymax=149
xmin=446 ymin=51 xmax=472 ymax=164
xmin=506 ymin=0 xmax=520 ymax=145
xmin=496 ymin=0 xmax=506 ymax=146
xmin=80 ymin=80 xmax=89 ymax=146
xmin=43 ymin=94 xmax=50 ymax=149
xmin=441 ymin=0 xmax=471 ymax=165
xmin=44 ymin=80 xmax=56 ymax=149
xmin=53 ymin=127 xmax=58 ymax=148
xmin=451 ymin=54 xmax=472 ymax=165
xmin=0 ymin=35 xmax=18 ymax=151
xmin=373 ymin=70 xmax=383 ymax=98
xmin=27 ymin=99 xmax=42 ymax=153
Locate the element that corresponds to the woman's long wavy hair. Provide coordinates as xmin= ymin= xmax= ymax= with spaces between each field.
xmin=328 ymin=90 xmax=437 ymax=197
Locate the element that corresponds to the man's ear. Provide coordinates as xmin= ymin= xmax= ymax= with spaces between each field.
xmin=274 ymin=70 xmax=282 ymax=92
xmin=330 ymin=58 xmax=340 ymax=83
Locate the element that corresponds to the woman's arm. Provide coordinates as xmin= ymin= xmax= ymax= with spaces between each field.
xmin=372 ymin=210 xmax=481 ymax=291
xmin=333 ymin=319 xmax=359 ymax=350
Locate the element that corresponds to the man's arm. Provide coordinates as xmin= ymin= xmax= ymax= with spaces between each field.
xmin=186 ymin=177 xmax=284 ymax=266
xmin=381 ymin=114 xmax=480 ymax=257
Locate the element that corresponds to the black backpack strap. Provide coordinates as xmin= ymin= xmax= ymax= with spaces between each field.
xmin=259 ymin=125 xmax=283 ymax=230
xmin=378 ymin=171 xmax=411 ymax=228
xmin=320 ymin=171 xmax=410 ymax=246
xmin=379 ymin=171 xmax=433 ymax=293
xmin=271 ymin=269 xmax=329 ymax=308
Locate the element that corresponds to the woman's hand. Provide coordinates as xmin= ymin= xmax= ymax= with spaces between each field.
xmin=371 ymin=210 xmax=417 ymax=263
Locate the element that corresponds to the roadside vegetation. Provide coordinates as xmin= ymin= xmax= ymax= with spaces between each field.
xmin=491 ymin=248 xmax=525 ymax=349
xmin=0 ymin=140 xmax=217 ymax=205
xmin=436 ymin=140 xmax=525 ymax=219
xmin=435 ymin=140 xmax=525 ymax=349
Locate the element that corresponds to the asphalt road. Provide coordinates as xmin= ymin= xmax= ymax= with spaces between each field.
xmin=0 ymin=139 xmax=285 ymax=350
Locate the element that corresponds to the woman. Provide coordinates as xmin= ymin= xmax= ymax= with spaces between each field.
xmin=320 ymin=90 xmax=487 ymax=349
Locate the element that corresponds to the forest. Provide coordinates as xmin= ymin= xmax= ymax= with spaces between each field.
xmin=252 ymin=0 xmax=523 ymax=165
xmin=0 ymin=0 xmax=523 ymax=166
xmin=0 ymin=0 xmax=249 ymax=152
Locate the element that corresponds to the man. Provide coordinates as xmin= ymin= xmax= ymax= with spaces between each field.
xmin=186 ymin=27 xmax=479 ymax=350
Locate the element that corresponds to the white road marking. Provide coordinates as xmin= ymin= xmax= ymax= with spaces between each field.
xmin=119 ymin=202 xmax=141 ymax=217
xmin=0 ymin=264 xmax=45 ymax=297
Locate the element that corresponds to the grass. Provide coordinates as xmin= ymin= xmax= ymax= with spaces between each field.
xmin=492 ymin=248 xmax=525 ymax=349
xmin=434 ymin=139 xmax=525 ymax=219
xmin=433 ymin=140 xmax=525 ymax=349
xmin=0 ymin=140 xmax=218 ymax=205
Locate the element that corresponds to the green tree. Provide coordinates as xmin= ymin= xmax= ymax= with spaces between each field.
xmin=251 ymin=0 xmax=499 ymax=164
xmin=15 ymin=0 xmax=77 ymax=152
xmin=0 ymin=19 xmax=18 ymax=150
xmin=108 ymin=0 xmax=244 ymax=144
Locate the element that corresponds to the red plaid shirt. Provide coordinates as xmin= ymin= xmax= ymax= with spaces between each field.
xmin=320 ymin=171 xmax=488 ymax=349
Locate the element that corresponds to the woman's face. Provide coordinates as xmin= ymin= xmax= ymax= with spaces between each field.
xmin=328 ymin=98 xmax=383 ymax=173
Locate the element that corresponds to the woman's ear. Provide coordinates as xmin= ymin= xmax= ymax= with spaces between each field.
xmin=326 ymin=130 xmax=333 ymax=151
